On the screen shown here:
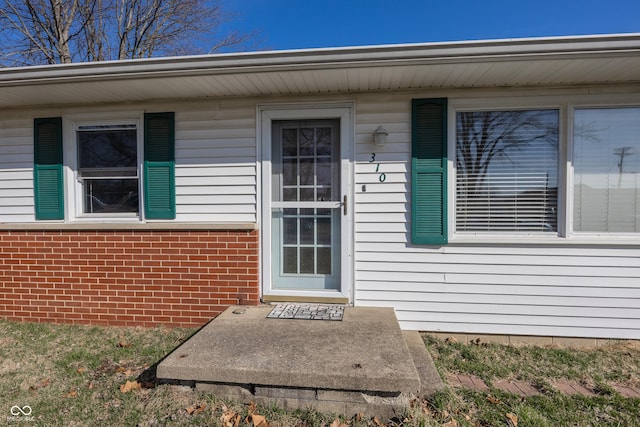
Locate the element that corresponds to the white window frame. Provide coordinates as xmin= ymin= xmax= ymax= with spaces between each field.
xmin=567 ymin=101 xmax=640 ymax=240
xmin=448 ymin=97 xmax=566 ymax=243
xmin=449 ymin=94 xmax=640 ymax=244
xmin=63 ymin=112 xmax=144 ymax=222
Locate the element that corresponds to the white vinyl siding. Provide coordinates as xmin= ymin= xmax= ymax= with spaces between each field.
xmin=0 ymin=115 xmax=35 ymax=222
xmin=174 ymin=104 xmax=256 ymax=223
xmin=0 ymin=101 xmax=257 ymax=224
xmin=2 ymin=88 xmax=640 ymax=339
xmin=353 ymin=91 xmax=640 ymax=339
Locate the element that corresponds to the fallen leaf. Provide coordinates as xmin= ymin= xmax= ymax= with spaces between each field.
xmin=221 ymin=410 xmax=240 ymax=427
xmin=116 ymin=366 xmax=127 ymax=373
xmin=76 ymin=367 xmax=87 ymax=374
xmin=87 ymin=381 xmax=95 ymax=389
xmin=442 ymin=419 xmax=458 ymax=427
xmin=117 ymin=341 xmax=131 ymax=348
xmin=185 ymin=403 xmax=206 ymax=415
xmin=420 ymin=402 xmax=432 ymax=416
xmin=119 ymin=380 xmax=141 ymax=393
xmin=329 ymin=419 xmax=349 ymax=427
xmin=487 ymin=395 xmax=501 ymax=404
xmin=372 ymin=416 xmax=385 ymax=426
xmin=445 ymin=336 xmax=458 ymax=344
xmin=247 ymin=401 xmax=257 ymax=415
xmin=65 ymin=390 xmax=78 ymax=398
xmin=353 ymin=413 xmax=363 ymax=422
xmin=251 ymin=413 xmax=269 ymax=427
xmin=506 ymin=413 xmax=518 ymax=426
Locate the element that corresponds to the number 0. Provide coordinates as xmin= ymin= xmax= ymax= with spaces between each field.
xmin=379 ymin=173 xmax=386 ymax=182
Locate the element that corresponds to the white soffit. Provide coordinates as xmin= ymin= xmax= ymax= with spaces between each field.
xmin=0 ymin=33 xmax=639 ymax=108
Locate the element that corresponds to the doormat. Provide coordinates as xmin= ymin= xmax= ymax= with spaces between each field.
xmin=267 ymin=304 xmax=344 ymax=321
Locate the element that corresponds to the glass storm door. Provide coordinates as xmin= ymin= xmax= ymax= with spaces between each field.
xmin=271 ymin=120 xmax=341 ymax=290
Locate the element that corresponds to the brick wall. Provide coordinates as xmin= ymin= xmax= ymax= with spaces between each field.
xmin=0 ymin=229 xmax=260 ymax=327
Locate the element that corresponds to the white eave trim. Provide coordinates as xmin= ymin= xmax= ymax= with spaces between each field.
xmin=1 ymin=33 xmax=640 ymax=87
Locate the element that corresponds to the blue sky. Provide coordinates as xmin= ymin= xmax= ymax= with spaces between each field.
xmin=221 ymin=0 xmax=640 ymax=51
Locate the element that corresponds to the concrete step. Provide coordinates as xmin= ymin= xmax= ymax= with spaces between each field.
xmin=157 ymin=305 xmax=443 ymax=418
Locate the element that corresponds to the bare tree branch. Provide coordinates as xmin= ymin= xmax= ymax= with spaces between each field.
xmin=0 ymin=0 xmax=253 ymax=66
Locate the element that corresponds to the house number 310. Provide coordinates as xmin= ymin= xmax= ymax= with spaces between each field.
xmin=369 ymin=153 xmax=386 ymax=182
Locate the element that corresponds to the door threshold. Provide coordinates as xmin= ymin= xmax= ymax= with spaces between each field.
xmin=262 ymin=295 xmax=349 ymax=305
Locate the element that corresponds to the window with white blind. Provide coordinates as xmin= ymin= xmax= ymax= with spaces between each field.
xmin=573 ymin=107 xmax=640 ymax=233
xmin=455 ymin=109 xmax=559 ymax=233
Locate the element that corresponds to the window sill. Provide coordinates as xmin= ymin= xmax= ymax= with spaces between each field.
xmin=0 ymin=222 xmax=257 ymax=231
xmin=449 ymin=234 xmax=640 ymax=246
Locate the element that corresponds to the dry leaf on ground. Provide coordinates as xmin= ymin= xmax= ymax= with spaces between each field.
xmin=185 ymin=403 xmax=206 ymax=415
xmin=221 ymin=410 xmax=241 ymax=427
xmin=250 ymin=413 xmax=269 ymax=427
xmin=65 ymin=390 xmax=78 ymax=398
xmin=329 ymin=419 xmax=349 ymax=427
xmin=119 ymin=380 xmax=141 ymax=393
xmin=442 ymin=419 xmax=458 ymax=427
xmin=506 ymin=412 xmax=519 ymax=426
xmin=487 ymin=395 xmax=501 ymax=404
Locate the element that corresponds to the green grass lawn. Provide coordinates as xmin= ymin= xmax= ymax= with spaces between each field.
xmin=1 ymin=320 xmax=638 ymax=426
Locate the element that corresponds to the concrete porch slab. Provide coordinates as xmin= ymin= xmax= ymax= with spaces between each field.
xmin=156 ymin=305 xmax=443 ymax=418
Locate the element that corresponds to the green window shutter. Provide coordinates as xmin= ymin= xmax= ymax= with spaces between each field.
xmin=34 ymin=117 xmax=64 ymax=220
xmin=144 ymin=112 xmax=176 ymax=219
xmin=411 ymin=99 xmax=448 ymax=245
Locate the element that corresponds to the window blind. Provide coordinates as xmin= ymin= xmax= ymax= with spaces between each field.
xmin=455 ymin=110 xmax=559 ymax=233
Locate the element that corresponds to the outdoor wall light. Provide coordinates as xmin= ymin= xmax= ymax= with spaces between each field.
xmin=373 ymin=125 xmax=388 ymax=147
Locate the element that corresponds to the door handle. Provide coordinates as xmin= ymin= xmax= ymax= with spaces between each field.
xmin=343 ymin=195 xmax=347 ymax=216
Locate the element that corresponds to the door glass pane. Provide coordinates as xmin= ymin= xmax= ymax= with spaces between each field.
xmin=271 ymin=120 xmax=341 ymax=290
xmin=283 ymin=188 xmax=297 ymax=201
xmin=283 ymin=247 xmax=297 ymax=274
xmin=316 ymin=127 xmax=332 ymax=155
xmin=317 ymin=216 xmax=331 ymax=245
xmin=300 ymin=128 xmax=314 ymax=156
xmin=283 ymin=159 xmax=297 ymax=186
xmin=282 ymin=129 xmax=297 ymax=156
xmin=317 ymin=247 xmax=332 ymax=274
xmin=300 ymin=188 xmax=314 ymax=201
xmin=300 ymin=216 xmax=315 ymax=244
xmin=317 ymin=157 xmax=332 ymax=186
xmin=300 ymin=247 xmax=315 ymax=274
xmin=283 ymin=217 xmax=297 ymax=244
xmin=299 ymin=159 xmax=314 ymax=185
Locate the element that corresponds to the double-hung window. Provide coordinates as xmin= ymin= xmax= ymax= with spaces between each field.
xmin=33 ymin=112 xmax=176 ymax=221
xmin=76 ymin=124 xmax=139 ymax=215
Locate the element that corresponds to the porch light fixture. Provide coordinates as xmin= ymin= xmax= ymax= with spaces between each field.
xmin=373 ymin=125 xmax=388 ymax=146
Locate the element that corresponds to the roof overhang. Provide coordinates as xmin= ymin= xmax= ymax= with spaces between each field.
xmin=1 ymin=33 xmax=640 ymax=109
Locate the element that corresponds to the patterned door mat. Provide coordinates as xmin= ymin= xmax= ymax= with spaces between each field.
xmin=267 ymin=304 xmax=344 ymax=321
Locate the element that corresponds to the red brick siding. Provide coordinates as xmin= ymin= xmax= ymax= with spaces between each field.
xmin=0 ymin=229 xmax=259 ymax=327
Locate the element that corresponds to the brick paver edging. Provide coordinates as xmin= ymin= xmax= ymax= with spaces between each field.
xmin=446 ymin=373 xmax=640 ymax=399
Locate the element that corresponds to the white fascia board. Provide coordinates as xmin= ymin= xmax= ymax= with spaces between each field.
xmin=1 ymin=33 xmax=639 ymax=87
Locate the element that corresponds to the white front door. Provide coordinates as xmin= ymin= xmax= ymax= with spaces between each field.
xmin=260 ymin=105 xmax=353 ymax=300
